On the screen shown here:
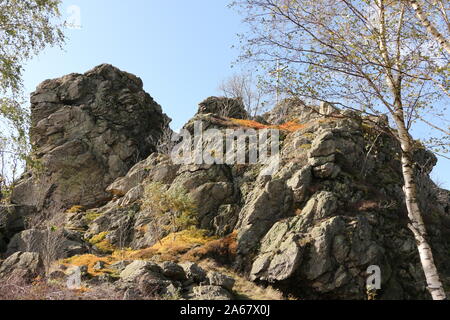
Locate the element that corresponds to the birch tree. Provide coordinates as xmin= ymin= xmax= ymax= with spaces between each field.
xmin=0 ymin=0 xmax=65 ymax=185
xmin=218 ymin=72 xmax=270 ymax=116
xmin=233 ymin=0 xmax=449 ymax=300
xmin=407 ymin=0 xmax=450 ymax=55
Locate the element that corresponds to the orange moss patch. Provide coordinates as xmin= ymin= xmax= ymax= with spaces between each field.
xmin=66 ymin=205 xmax=85 ymax=213
xmin=61 ymin=254 xmax=115 ymax=277
xmin=182 ymin=231 xmax=237 ymax=265
xmin=152 ymin=229 xmax=217 ymax=256
xmin=229 ymin=119 xmax=269 ymax=130
xmin=229 ymin=118 xmax=306 ymax=133
xmin=111 ymin=229 xmax=217 ymax=262
xmin=112 ymin=247 xmax=157 ymax=261
xmin=277 ymin=121 xmax=305 ymax=132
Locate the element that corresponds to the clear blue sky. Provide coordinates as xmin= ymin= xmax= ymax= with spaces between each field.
xmin=22 ymin=0 xmax=243 ymax=131
xmin=21 ymin=0 xmax=449 ymax=188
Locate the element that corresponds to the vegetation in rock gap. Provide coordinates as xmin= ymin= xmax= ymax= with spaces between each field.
xmin=142 ymin=182 xmax=199 ymax=240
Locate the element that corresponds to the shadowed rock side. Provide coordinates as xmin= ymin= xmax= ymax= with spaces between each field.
xmin=1 ymin=67 xmax=449 ymax=300
xmin=11 ymin=64 xmax=171 ymax=213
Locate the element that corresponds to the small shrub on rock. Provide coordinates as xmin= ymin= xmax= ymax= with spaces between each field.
xmin=142 ymin=182 xmax=199 ymax=240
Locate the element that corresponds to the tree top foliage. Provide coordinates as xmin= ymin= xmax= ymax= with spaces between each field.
xmin=232 ymin=0 xmax=449 ymax=154
xmin=0 ymin=0 xmax=65 ymax=183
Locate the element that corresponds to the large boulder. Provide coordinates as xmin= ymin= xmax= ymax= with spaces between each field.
xmin=197 ymin=96 xmax=248 ymax=119
xmin=207 ymin=271 xmax=235 ymax=291
xmin=106 ymin=153 xmax=179 ymax=198
xmin=119 ymin=260 xmax=164 ymax=282
xmin=0 ymin=205 xmax=36 ymax=253
xmin=188 ymin=285 xmax=233 ymax=300
xmin=263 ymin=98 xmax=322 ymax=124
xmin=250 ymin=211 xmax=389 ymax=299
xmin=179 ymin=262 xmax=207 ymax=283
xmin=11 ymin=64 xmax=170 ymax=213
xmin=170 ymin=164 xmax=239 ymax=232
xmin=158 ymin=261 xmax=187 ymax=281
xmin=236 ymin=178 xmax=293 ymax=262
xmin=0 ymin=251 xmax=43 ymax=280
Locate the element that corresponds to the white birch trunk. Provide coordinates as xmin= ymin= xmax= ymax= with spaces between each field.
xmin=395 ymin=121 xmax=447 ymax=300
xmin=409 ymin=0 xmax=450 ymax=55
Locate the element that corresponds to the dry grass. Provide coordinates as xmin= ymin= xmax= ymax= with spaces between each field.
xmin=229 ymin=118 xmax=305 ymax=132
xmin=149 ymin=228 xmax=217 ymax=262
xmin=62 ymin=229 xmax=217 ymax=273
xmin=0 ymin=274 xmax=122 ymax=300
xmin=58 ymin=230 xmax=287 ymax=300
xmin=113 ymin=229 xmax=231 ymax=263
xmin=88 ymin=232 xmax=115 ymax=254
xmin=113 ymin=247 xmax=157 ymax=261
xmin=228 ymin=117 xmax=340 ymax=133
xmin=66 ymin=205 xmax=85 ymax=214
xmin=233 ymin=277 xmax=285 ymax=300
xmin=152 ymin=229 xmax=216 ymax=253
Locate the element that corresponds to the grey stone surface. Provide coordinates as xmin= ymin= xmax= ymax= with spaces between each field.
xmin=0 ymin=251 xmax=43 ymax=279
xmin=207 ymin=271 xmax=235 ymax=291
xmin=11 ymin=64 xmax=170 ymax=213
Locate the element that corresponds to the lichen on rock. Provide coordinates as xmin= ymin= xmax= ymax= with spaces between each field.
xmin=1 ymin=65 xmax=449 ymax=301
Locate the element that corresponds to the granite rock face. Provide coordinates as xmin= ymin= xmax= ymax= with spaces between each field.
xmin=0 ymin=251 xmax=43 ymax=280
xmin=74 ymin=94 xmax=450 ymax=300
xmin=197 ymin=96 xmax=248 ymax=119
xmin=5 ymin=228 xmax=86 ymax=258
xmin=1 ymin=66 xmax=449 ymax=300
xmin=116 ymin=260 xmax=234 ymax=300
xmin=11 ymin=64 xmax=170 ymax=213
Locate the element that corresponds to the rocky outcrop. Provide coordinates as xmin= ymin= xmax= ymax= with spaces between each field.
xmin=1 ymin=66 xmax=449 ymax=300
xmin=263 ymin=98 xmax=338 ymax=124
xmin=243 ymin=111 xmax=449 ymax=299
xmin=82 ymin=160 xmax=239 ymax=250
xmin=11 ymin=64 xmax=170 ymax=213
xmin=249 ymin=195 xmax=387 ymax=299
xmin=0 ymin=205 xmax=34 ymax=252
xmin=75 ymin=94 xmax=449 ymax=300
xmin=236 ymin=178 xmax=293 ymax=262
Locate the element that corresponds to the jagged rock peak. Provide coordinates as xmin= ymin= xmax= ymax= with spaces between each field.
xmin=12 ymin=64 xmax=171 ymax=213
xmin=1 ymin=65 xmax=449 ymax=301
xmin=197 ymin=96 xmax=248 ymax=119
xmin=34 ymin=64 xmax=144 ymax=95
